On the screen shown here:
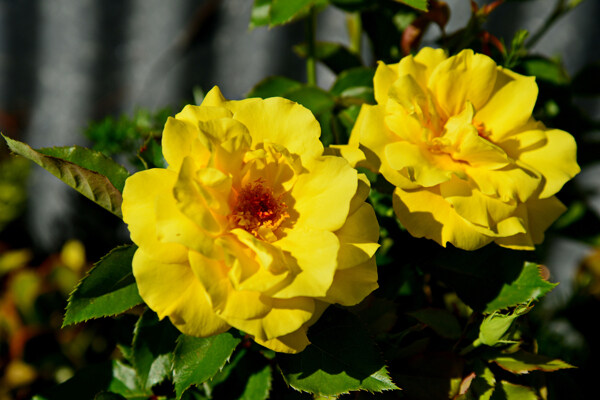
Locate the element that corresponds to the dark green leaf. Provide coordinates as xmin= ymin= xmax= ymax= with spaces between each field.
xmin=278 ymin=308 xmax=399 ymax=396
xmin=138 ymin=138 xmax=166 ymax=169
xmin=283 ymin=86 xmax=336 ymax=116
xmin=490 ymin=350 xmax=575 ymax=374
xmin=494 ymin=381 xmax=537 ymax=399
xmin=330 ymin=67 xmax=375 ymax=96
xmin=94 ymin=392 xmax=127 ymax=400
xmin=173 ymin=332 xmax=242 ymax=399
xmin=330 ymin=0 xmax=373 ymax=12
xmin=294 ymin=42 xmax=363 ymax=74
xmin=63 ymin=245 xmax=142 ymax=326
xmin=395 ymin=0 xmax=428 ymax=11
xmin=458 ymin=362 xmax=495 ymax=400
xmin=132 ymin=309 xmax=180 ymax=389
xmin=239 ymin=364 xmax=272 ymax=400
xmin=250 ymin=0 xmax=272 ymax=28
xmin=433 ymin=247 xmax=532 ymax=312
xmin=520 ymin=56 xmax=569 ymax=86
xmin=483 ymin=262 xmax=556 ymax=313
xmin=572 ymin=61 xmax=600 ymax=96
xmin=32 ymin=361 xmax=150 ymax=400
xmin=246 ymin=76 xmax=303 ymax=99
xmin=269 ymin=0 xmax=315 ymax=26
xmin=408 ymin=308 xmax=462 ymax=340
xmin=2 ymin=134 xmax=127 ymax=218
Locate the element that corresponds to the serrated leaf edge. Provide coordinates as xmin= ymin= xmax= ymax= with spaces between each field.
xmin=62 ymin=244 xmax=141 ymax=327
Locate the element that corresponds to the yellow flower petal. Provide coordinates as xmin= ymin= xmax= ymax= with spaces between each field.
xmin=503 ymin=128 xmax=580 ymax=199
xmin=393 ymin=186 xmax=494 ymax=250
xmin=475 ymin=70 xmax=538 ymax=140
xmin=335 ymin=203 xmax=380 ymax=270
xmin=428 ymin=49 xmax=498 ymax=118
xmin=188 ymin=250 xmax=271 ymax=321
xmin=122 ymin=169 xmax=187 ymax=263
xmin=373 ymin=61 xmax=399 ymax=104
xmin=253 ymin=327 xmax=310 ymax=354
xmin=273 ymin=228 xmax=339 ymax=299
xmin=233 ymin=97 xmax=323 ymax=162
xmin=133 ymin=249 xmax=229 ymax=337
xmin=323 ymin=257 xmax=378 ymax=306
xmin=293 ymin=156 xmax=357 ymax=231
xmin=385 ymin=141 xmax=456 ymax=187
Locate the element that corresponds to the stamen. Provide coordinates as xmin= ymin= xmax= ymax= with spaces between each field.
xmin=230 ymin=179 xmax=288 ymax=240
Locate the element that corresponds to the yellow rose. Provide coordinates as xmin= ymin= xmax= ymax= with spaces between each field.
xmin=122 ymin=87 xmax=379 ymax=353
xmin=340 ymin=48 xmax=579 ymax=250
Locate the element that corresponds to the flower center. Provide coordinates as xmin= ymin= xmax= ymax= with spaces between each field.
xmin=230 ymin=179 xmax=288 ymax=240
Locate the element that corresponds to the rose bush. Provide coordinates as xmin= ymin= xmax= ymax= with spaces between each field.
xmin=121 ymin=86 xmax=379 ymax=353
xmin=340 ymin=47 xmax=580 ymax=250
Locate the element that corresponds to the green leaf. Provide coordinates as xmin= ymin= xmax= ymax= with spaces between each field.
xmin=36 ymin=145 xmax=130 ymax=192
xmin=459 ymin=362 xmax=495 ymax=400
xmin=250 ymin=0 xmax=272 ymax=28
xmin=138 ymin=138 xmax=166 ymax=169
xmin=283 ymin=86 xmax=336 ymax=116
xmin=94 ymin=392 xmax=127 ymax=400
xmin=494 ymin=381 xmax=537 ymax=400
xmin=269 ymin=0 xmax=315 ymax=26
xmin=239 ymin=364 xmax=272 ymax=400
xmin=330 ymin=0 xmax=372 ymax=12
xmin=278 ymin=307 xmax=399 ymax=396
xmin=63 ymin=245 xmax=143 ymax=326
xmin=490 ymin=350 xmax=575 ymax=374
xmin=294 ymin=42 xmax=363 ymax=74
xmin=478 ymin=305 xmax=531 ymax=347
xmin=132 ymin=309 xmax=180 ymax=389
xmin=2 ymin=134 xmax=127 ymax=218
xmin=408 ymin=308 xmax=462 ymax=340
xmin=520 ymin=56 xmax=569 ymax=86
xmin=173 ymin=332 xmax=242 ymax=399
xmin=394 ymin=0 xmax=427 ymax=11
xmin=330 ymin=67 xmax=375 ymax=96
xmin=483 ymin=262 xmax=556 ymax=313
xmin=433 ymin=248 xmax=533 ymax=312
xmin=33 ymin=361 xmax=150 ymax=400
xmin=246 ymin=76 xmax=303 ymax=99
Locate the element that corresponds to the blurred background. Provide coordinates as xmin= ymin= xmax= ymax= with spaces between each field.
xmin=0 ymin=0 xmax=599 ymax=398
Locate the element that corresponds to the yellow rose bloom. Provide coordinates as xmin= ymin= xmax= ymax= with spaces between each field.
xmin=341 ymin=48 xmax=579 ymax=250
xmin=121 ymin=87 xmax=379 ymax=353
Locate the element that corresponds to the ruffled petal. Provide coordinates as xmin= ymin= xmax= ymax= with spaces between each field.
xmin=428 ymin=49 xmax=498 ymax=118
xmin=335 ymin=203 xmax=380 ymax=270
xmin=503 ymin=128 xmax=580 ymax=198
xmin=475 ymin=70 xmax=538 ymax=141
xmin=293 ymin=156 xmax=357 ymax=231
xmin=272 ymin=228 xmax=339 ymax=299
xmin=133 ymin=249 xmax=229 ymax=336
xmin=232 ymin=97 xmax=323 ymax=162
xmin=121 ymin=168 xmax=187 ymax=263
xmin=393 ymin=187 xmax=493 ymax=250
xmin=323 ymin=257 xmax=378 ymax=306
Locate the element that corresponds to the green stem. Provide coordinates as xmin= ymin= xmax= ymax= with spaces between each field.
xmin=305 ymin=6 xmax=317 ymax=86
xmin=525 ymin=0 xmax=566 ymax=49
xmin=347 ymin=12 xmax=362 ymax=56
xmin=459 ymin=338 xmax=482 ymax=356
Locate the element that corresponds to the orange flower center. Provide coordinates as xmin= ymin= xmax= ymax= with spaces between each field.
xmin=230 ymin=179 xmax=288 ymax=239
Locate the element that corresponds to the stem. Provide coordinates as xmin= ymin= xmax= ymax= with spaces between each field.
xmin=347 ymin=12 xmax=362 ymax=56
xmin=459 ymin=338 xmax=482 ymax=356
xmin=525 ymin=0 xmax=566 ymax=49
xmin=305 ymin=6 xmax=317 ymax=86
